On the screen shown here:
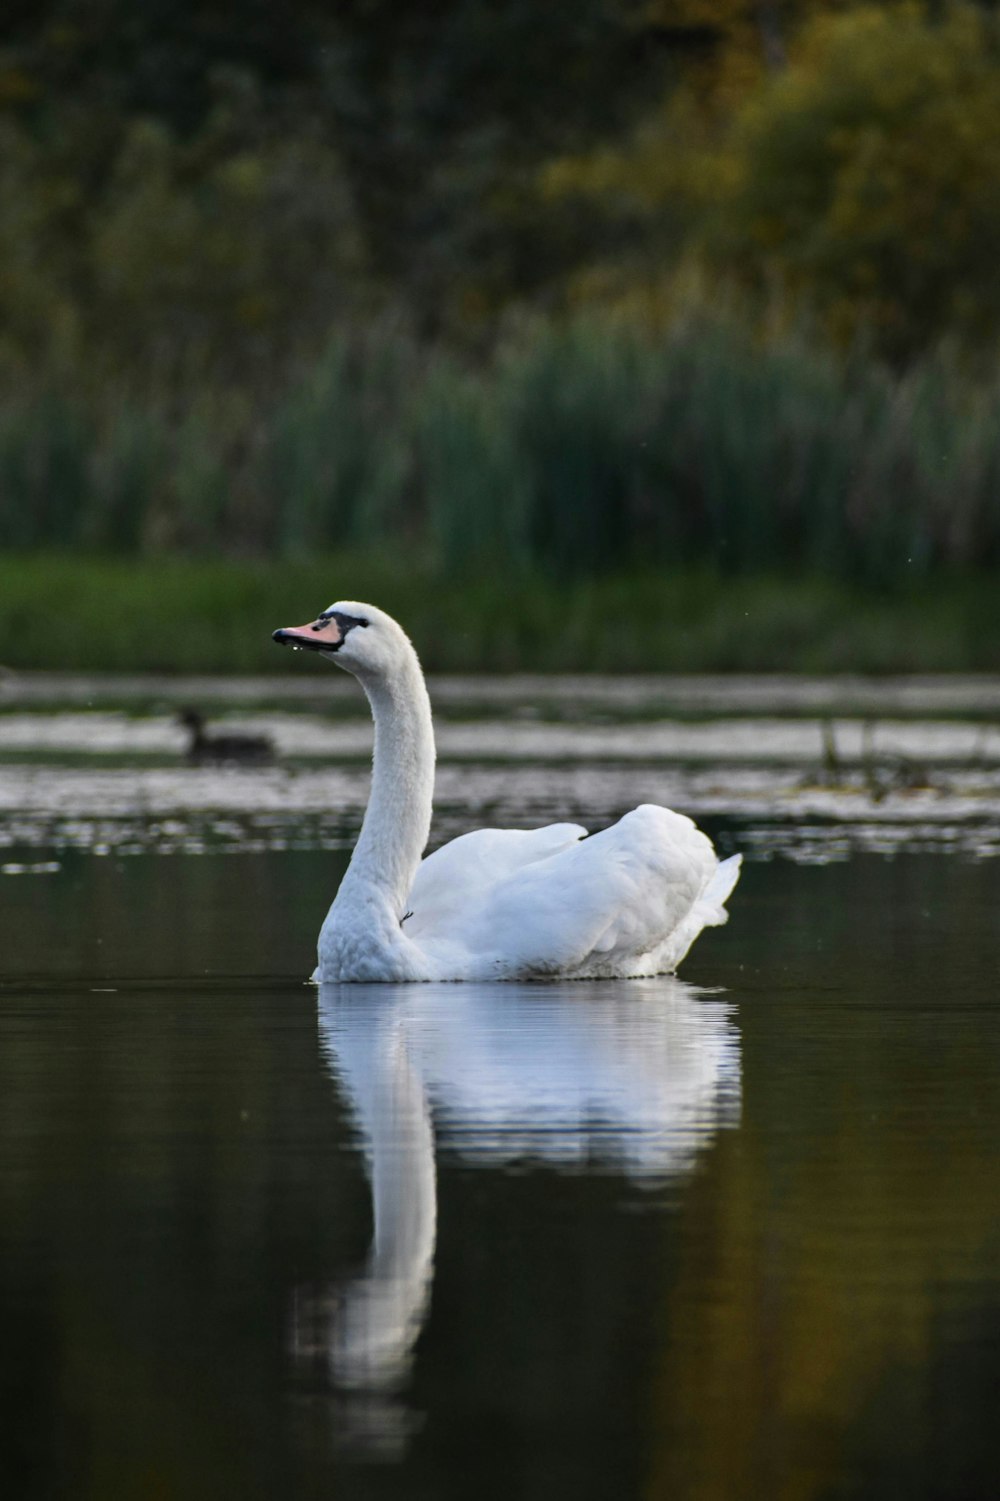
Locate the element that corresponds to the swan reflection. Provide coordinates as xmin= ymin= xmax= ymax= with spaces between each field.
xmin=291 ymin=978 xmax=740 ymax=1413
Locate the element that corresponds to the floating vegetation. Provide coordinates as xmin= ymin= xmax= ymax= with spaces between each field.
xmin=4 ymin=677 xmax=1000 ymax=863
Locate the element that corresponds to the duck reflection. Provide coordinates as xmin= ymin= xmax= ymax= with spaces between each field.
xmin=291 ymin=978 xmax=740 ymax=1415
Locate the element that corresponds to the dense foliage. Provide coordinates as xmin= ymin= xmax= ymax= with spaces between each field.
xmin=6 ymin=1 xmax=1000 ymax=368
xmin=710 ymin=6 xmax=1000 ymax=360
xmin=3 ymin=2 xmax=1000 ymax=578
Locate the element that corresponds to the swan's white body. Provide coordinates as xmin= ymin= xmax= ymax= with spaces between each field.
xmin=273 ymin=602 xmax=740 ymax=983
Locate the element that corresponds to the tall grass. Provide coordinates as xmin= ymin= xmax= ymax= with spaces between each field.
xmin=2 ymin=313 xmax=1000 ymax=583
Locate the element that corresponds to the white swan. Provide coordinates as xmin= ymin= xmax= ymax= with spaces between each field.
xmin=273 ymin=602 xmax=741 ymax=983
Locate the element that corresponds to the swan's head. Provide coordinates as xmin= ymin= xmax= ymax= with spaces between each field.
xmin=272 ymin=601 xmax=413 ymax=678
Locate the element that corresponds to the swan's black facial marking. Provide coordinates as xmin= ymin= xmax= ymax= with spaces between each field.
xmin=316 ymin=610 xmax=369 ymax=650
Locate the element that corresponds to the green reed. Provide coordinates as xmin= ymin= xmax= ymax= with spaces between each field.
xmin=2 ymin=313 xmax=1000 ymax=584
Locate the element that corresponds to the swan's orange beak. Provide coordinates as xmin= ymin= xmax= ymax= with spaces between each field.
xmin=272 ymin=617 xmax=345 ymax=652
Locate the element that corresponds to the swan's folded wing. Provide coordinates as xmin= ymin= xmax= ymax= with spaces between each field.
xmin=465 ymin=805 xmax=726 ymax=977
xmin=405 ymin=823 xmax=587 ymax=940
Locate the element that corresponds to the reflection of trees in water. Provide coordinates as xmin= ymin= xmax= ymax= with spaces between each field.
xmin=644 ymin=979 xmax=1000 ymax=1501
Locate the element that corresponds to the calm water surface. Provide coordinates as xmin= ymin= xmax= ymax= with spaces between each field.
xmin=1 ymin=676 xmax=999 ymax=1500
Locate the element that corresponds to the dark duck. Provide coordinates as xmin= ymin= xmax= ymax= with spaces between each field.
xmin=177 ymin=708 xmax=274 ymax=766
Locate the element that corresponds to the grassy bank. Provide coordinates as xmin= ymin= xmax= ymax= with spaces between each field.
xmin=2 ymin=554 xmax=998 ymax=675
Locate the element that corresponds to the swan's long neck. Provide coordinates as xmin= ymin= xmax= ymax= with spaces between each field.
xmin=335 ymin=651 xmax=435 ymax=916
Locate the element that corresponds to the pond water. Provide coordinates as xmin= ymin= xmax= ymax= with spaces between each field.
xmin=1 ymin=675 xmax=998 ymax=1500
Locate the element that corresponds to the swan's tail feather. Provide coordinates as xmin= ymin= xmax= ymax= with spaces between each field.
xmin=698 ymin=853 xmax=742 ymax=927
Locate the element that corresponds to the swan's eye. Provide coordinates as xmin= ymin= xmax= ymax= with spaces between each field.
xmin=317 ymin=610 xmax=368 ymax=627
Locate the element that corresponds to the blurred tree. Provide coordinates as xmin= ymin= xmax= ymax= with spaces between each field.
xmin=90 ymin=92 xmax=367 ymax=374
xmin=0 ymin=118 xmax=81 ymax=370
xmin=533 ymin=0 xmax=822 ymax=312
xmin=0 ymin=0 xmax=670 ymax=344
xmin=710 ymin=4 xmax=1000 ymax=359
xmin=3 ymin=1 xmax=1000 ymax=371
xmin=0 ymin=3 xmax=366 ymax=373
xmin=539 ymin=3 xmax=1000 ymax=359
xmin=0 ymin=0 xmax=321 ymax=132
